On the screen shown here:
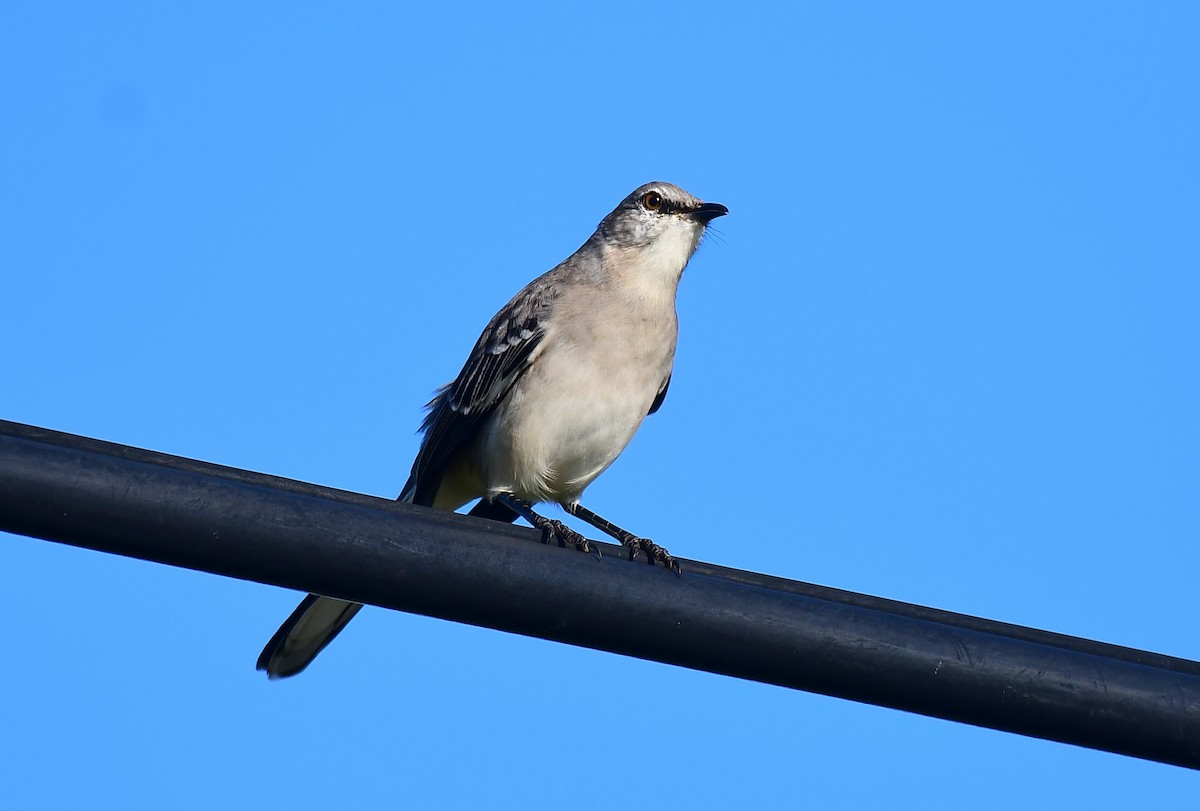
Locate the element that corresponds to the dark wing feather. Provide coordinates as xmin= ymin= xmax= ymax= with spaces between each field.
xmin=405 ymin=281 xmax=558 ymax=506
xmin=648 ymin=374 xmax=671 ymax=416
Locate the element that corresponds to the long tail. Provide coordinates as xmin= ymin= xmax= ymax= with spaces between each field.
xmin=255 ymin=482 xmax=422 ymax=679
xmin=255 ymin=594 xmax=363 ymax=678
xmin=256 ymin=471 xmax=517 ymax=678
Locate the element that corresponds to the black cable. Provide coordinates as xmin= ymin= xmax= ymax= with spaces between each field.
xmin=1 ymin=419 xmax=1197 ymax=769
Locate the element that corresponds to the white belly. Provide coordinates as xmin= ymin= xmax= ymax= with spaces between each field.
xmin=478 ymin=318 xmax=675 ymax=505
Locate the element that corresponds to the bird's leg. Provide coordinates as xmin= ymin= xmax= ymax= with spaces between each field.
xmin=494 ymin=493 xmax=597 ymax=557
xmin=564 ymin=503 xmax=680 ymax=575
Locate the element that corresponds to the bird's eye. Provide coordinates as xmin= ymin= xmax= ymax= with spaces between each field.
xmin=642 ymin=191 xmax=663 ymax=211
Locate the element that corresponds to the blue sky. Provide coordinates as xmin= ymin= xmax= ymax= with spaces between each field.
xmin=2 ymin=2 xmax=1198 ymax=807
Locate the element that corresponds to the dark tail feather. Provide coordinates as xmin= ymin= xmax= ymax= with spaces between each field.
xmin=256 ymin=495 xmax=516 ymax=678
xmin=256 ymin=594 xmax=363 ymax=679
xmin=467 ymin=498 xmax=520 ymax=523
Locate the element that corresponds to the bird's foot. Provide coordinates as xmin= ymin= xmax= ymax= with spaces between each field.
xmin=539 ymin=519 xmax=598 ymax=558
xmin=622 ymin=536 xmax=682 ymax=576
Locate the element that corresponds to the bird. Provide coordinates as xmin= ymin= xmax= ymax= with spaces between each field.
xmin=257 ymin=181 xmax=728 ymax=678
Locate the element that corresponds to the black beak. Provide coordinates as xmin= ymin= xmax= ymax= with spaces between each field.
xmin=688 ymin=202 xmax=729 ymax=224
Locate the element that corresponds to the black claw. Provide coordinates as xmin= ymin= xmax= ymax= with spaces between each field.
xmin=625 ymin=537 xmax=643 ymax=562
xmin=618 ymin=536 xmax=681 ymax=574
xmin=540 ymin=519 xmax=594 ymax=555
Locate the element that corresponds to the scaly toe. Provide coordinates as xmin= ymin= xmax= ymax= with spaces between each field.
xmin=639 ymin=538 xmax=681 ymax=574
xmin=544 ymin=520 xmax=591 ymax=554
xmin=622 ymin=537 xmax=643 ymax=562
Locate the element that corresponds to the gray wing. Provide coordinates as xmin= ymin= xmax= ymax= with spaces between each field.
xmin=648 ymin=374 xmax=671 ymax=416
xmin=404 ymin=280 xmax=559 ymax=506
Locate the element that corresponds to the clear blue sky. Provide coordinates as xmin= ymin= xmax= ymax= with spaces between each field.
xmin=3 ymin=3 xmax=1198 ymax=807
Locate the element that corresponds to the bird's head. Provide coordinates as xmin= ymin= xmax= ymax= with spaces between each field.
xmin=598 ymin=182 xmax=728 ymax=256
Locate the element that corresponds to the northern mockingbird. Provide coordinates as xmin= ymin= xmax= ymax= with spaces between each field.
xmin=258 ymin=181 xmax=727 ymax=678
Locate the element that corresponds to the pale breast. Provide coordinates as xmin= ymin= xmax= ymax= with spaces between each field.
xmin=478 ymin=302 xmax=677 ymax=505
